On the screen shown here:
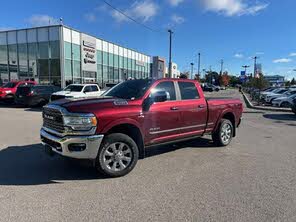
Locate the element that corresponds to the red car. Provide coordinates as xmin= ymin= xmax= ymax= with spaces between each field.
xmin=41 ymin=78 xmax=243 ymax=177
xmin=0 ymin=80 xmax=37 ymax=103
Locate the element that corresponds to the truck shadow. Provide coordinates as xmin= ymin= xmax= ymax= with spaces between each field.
xmin=0 ymin=138 xmax=216 ymax=186
xmin=145 ymin=137 xmax=216 ymax=158
xmin=0 ymin=144 xmax=103 ymax=186
xmin=263 ymin=113 xmax=296 ymax=121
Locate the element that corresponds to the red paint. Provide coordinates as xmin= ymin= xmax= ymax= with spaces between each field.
xmin=59 ymin=79 xmax=243 ymax=146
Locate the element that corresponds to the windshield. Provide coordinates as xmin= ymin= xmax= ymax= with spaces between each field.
xmin=104 ymin=79 xmax=154 ymax=100
xmin=3 ymin=82 xmax=17 ymax=88
xmin=64 ymin=85 xmax=83 ymax=92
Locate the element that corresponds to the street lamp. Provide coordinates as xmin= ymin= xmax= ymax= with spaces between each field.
xmin=190 ymin=63 xmax=194 ymax=79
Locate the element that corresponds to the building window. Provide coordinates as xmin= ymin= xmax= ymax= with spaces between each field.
xmin=38 ymin=42 xmax=49 ymax=59
xmin=65 ymin=59 xmax=72 ymax=78
xmin=18 ymin=43 xmax=28 ymax=78
xmin=73 ymin=61 xmax=81 ymax=78
xmin=38 ymin=59 xmax=49 ymax=84
xmin=50 ymin=59 xmax=61 ymax=86
xmin=64 ymin=42 xmax=72 ymax=60
xmin=50 ymin=41 xmax=60 ymax=59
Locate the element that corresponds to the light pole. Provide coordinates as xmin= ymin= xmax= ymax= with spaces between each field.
xmin=197 ymin=53 xmax=201 ymax=76
xmin=220 ymin=59 xmax=224 ymax=75
xmin=168 ymin=29 xmax=173 ymax=78
xmin=252 ymin=56 xmax=259 ymax=78
xmin=190 ymin=63 xmax=194 ymax=79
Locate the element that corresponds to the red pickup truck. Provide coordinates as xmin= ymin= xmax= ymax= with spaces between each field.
xmin=41 ymin=79 xmax=243 ymax=177
xmin=0 ymin=80 xmax=36 ymax=103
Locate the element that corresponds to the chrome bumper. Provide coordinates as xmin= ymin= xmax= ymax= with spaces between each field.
xmin=40 ymin=128 xmax=104 ymax=159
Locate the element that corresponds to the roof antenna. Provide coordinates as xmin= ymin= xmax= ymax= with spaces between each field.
xmin=60 ymin=18 xmax=63 ymax=25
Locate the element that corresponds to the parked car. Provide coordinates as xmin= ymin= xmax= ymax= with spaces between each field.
xmin=0 ymin=80 xmax=37 ymax=103
xmin=50 ymin=84 xmax=102 ymax=101
xmin=15 ymin=85 xmax=61 ymax=107
xmin=265 ymin=89 xmax=296 ymax=104
xmin=41 ymin=78 xmax=243 ymax=177
xmin=292 ymin=98 xmax=296 ymax=114
xmin=202 ymin=83 xmax=219 ymax=92
xmin=272 ymin=92 xmax=296 ymax=108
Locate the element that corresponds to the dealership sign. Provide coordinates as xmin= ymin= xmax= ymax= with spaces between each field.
xmin=81 ymin=34 xmax=97 ymax=72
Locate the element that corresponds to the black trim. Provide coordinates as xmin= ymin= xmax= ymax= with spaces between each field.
xmin=145 ymin=135 xmax=202 ymax=149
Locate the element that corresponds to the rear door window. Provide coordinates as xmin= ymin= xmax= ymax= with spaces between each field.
xmin=178 ymin=82 xmax=200 ymax=100
xmin=84 ymin=86 xmax=92 ymax=93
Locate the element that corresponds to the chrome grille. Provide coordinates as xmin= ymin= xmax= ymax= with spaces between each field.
xmin=42 ymin=107 xmax=65 ymax=133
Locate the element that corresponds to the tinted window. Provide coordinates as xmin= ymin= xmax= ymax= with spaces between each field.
xmin=33 ymin=86 xmax=52 ymax=94
xmin=90 ymin=85 xmax=99 ymax=92
xmin=104 ymin=79 xmax=154 ymax=100
xmin=3 ymin=82 xmax=17 ymax=88
xmin=153 ymin=81 xmax=176 ymax=101
xmin=64 ymin=85 xmax=83 ymax=92
xmin=84 ymin=86 xmax=92 ymax=93
xmin=178 ymin=82 xmax=199 ymax=100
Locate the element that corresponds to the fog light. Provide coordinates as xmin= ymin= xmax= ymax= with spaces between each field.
xmin=68 ymin=143 xmax=86 ymax=152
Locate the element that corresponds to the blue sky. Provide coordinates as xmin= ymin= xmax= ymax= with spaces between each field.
xmin=1 ymin=0 xmax=296 ymax=80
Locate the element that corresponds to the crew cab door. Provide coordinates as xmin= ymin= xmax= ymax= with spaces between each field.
xmin=143 ymin=81 xmax=181 ymax=145
xmin=176 ymin=81 xmax=207 ymax=137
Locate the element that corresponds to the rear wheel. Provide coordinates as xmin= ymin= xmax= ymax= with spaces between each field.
xmin=212 ymin=119 xmax=233 ymax=146
xmin=95 ymin=133 xmax=139 ymax=177
xmin=281 ymin=101 xmax=291 ymax=108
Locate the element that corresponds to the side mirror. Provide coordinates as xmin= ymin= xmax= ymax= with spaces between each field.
xmin=151 ymin=90 xmax=169 ymax=103
xmin=142 ymin=90 xmax=169 ymax=112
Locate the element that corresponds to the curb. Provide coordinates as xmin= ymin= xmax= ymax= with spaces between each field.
xmin=241 ymin=91 xmax=292 ymax=113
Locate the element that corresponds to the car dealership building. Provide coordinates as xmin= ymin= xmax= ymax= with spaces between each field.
xmin=0 ymin=25 xmax=152 ymax=88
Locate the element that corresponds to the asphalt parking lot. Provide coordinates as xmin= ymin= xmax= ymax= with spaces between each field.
xmin=1 ymin=89 xmax=296 ymax=221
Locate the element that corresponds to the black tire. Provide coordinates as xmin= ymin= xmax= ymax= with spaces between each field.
xmin=212 ymin=119 xmax=234 ymax=146
xmin=95 ymin=133 xmax=139 ymax=177
xmin=281 ymin=101 xmax=291 ymax=108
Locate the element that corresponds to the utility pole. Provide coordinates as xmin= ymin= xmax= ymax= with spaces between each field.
xmin=197 ymin=53 xmax=201 ymax=77
xmin=190 ymin=63 xmax=194 ymax=79
xmin=220 ymin=59 xmax=224 ymax=75
xmin=242 ymin=65 xmax=250 ymax=76
xmin=168 ymin=29 xmax=173 ymax=78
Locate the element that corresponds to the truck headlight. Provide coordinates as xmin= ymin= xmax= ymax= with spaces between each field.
xmin=63 ymin=115 xmax=97 ymax=131
xmin=5 ymin=90 xmax=11 ymax=94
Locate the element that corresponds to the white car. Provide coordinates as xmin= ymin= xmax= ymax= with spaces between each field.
xmin=264 ymin=88 xmax=289 ymax=103
xmin=272 ymin=93 xmax=296 ymax=108
xmin=50 ymin=84 xmax=102 ymax=101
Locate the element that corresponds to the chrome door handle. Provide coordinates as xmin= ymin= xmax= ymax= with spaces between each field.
xmin=170 ymin=107 xmax=179 ymax=111
xmin=198 ymin=105 xmax=205 ymax=109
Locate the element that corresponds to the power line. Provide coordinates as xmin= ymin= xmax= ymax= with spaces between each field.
xmin=101 ymin=0 xmax=164 ymax=33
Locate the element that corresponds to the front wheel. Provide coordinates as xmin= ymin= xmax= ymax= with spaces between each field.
xmin=281 ymin=101 xmax=291 ymax=108
xmin=212 ymin=119 xmax=234 ymax=146
xmin=95 ymin=133 xmax=139 ymax=177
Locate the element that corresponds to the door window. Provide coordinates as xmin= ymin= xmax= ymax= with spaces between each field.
xmin=178 ymin=82 xmax=200 ymax=100
xmin=90 ymin=85 xmax=99 ymax=92
xmin=83 ymin=86 xmax=92 ymax=93
xmin=153 ymin=81 xmax=176 ymax=101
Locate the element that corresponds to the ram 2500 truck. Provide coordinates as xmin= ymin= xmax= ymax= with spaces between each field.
xmin=40 ymin=79 xmax=243 ymax=177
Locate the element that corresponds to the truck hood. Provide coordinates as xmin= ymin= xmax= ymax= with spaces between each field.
xmin=50 ymin=96 xmax=130 ymax=113
xmin=0 ymin=87 xmax=12 ymax=92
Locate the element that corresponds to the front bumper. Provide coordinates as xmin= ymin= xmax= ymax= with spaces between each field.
xmin=40 ymin=128 xmax=104 ymax=159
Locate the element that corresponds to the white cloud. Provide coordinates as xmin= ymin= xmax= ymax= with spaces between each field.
xmin=167 ymin=0 xmax=184 ymax=7
xmin=111 ymin=0 xmax=159 ymax=23
xmin=171 ymin=14 xmax=185 ymax=24
xmin=234 ymin=53 xmax=244 ymax=58
xmin=273 ymin=58 xmax=292 ymax=63
xmin=84 ymin=13 xmax=96 ymax=22
xmin=27 ymin=15 xmax=59 ymax=27
xmin=0 ymin=27 xmax=13 ymax=31
xmin=289 ymin=52 xmax=296 ymax=57
xmin=199 ymin=0 xmax=269 ymax=16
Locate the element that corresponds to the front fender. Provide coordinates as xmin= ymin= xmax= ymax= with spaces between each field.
xmin=101 ymin=118 xmax=143 ymax=135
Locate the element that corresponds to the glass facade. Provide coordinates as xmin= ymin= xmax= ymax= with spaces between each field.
xmin=0 ymin=25 xmax=152 ymax=88
xmin=0 ymin=26 xmax=61 ymax=86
